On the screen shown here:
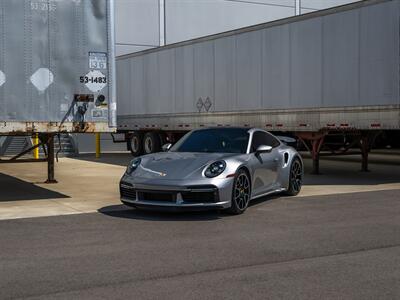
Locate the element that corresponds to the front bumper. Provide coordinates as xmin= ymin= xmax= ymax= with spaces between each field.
xmin=119 ymin=176 xmax=233 ymax=210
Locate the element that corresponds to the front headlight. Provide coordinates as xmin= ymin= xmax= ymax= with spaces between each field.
xmin=126 ymin=158 xmax=141 ymax=175
xmin=204 ymin=161 xmax=226 ymax=178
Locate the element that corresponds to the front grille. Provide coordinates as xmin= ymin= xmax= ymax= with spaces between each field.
xmin=120 ymin=187 xmax=137 ymax=200
xmin=138 ymin=191 xmax=176 ymax=202
xmin=181 ymin=192 xmax=217 ymax=203
xmin=181 ymin=185 xmax=219 ymax=203
xmin=121 ymin=183 xmax=219 ymax=204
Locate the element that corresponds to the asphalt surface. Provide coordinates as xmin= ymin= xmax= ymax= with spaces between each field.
xmin=1 ymin=189 xmax=400 ymax=299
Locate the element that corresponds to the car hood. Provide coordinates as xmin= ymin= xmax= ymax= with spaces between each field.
xmin=132 ymin=152 xmax=235 ymax=180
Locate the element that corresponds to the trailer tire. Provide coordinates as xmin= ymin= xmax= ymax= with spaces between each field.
xmin=128 ymin=132 xmax=143 ymax=157
xmin=143 ymin=132 xmax=161 ymax=154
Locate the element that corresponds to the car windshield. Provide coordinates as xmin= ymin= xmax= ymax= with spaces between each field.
xmin=170 ymin=128 xmax=249 ymax=154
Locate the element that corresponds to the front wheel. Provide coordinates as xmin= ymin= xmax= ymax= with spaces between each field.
xmin=285 ymin=158 xmax=303 ymax=196
xmin=227 ymin=169 xmax=251 ymax=215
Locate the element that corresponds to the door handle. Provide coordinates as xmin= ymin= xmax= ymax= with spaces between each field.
xmin=273 ymin=158 xmax=279 ymax=162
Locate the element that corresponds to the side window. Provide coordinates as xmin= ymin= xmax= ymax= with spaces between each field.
xmin=251 ymin=132 xmax=264 ymax=152
xmin=266 ymin=132 xmax=280 ymax=148
xmin=251 ymin=131 xmax=280 ymax=152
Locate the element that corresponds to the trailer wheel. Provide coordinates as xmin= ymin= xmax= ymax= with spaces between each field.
xmin=143 ymin=132 xmax=161 ymax=154
xmin=128 ymin=132 xmax=143 ymax=157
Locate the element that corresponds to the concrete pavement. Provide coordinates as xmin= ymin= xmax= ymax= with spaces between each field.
xmin=0 ymin=152 xmax=400 ymax=220
xmin=0 ymin=157 xmax=124 ymax=220
xmin=0 ymin=189 xmax=399 ymax=299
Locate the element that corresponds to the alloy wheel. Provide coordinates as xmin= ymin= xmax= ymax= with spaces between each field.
xmin=290 ymin=160 xmax=302 ymax=193
xmin=234 ymin=173 xmax=251 ymax=210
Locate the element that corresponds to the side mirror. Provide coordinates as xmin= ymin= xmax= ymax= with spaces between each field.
xmin=256 ymin=145 xmax=272 ymax=154
xmin=162 ymin=143 xmax=172 ymax=152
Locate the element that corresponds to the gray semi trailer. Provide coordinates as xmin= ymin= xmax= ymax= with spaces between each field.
xmin=0 ymin=0 xmax=116 ymax=181
xmin=116 ymin=0 xmax=399 ymax=173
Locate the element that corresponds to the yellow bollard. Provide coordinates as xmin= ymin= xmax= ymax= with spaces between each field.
xmin=33 ymin=133 xmax=39 ymax=159
xmin=95 ymin=133 xmax=101 ymax=158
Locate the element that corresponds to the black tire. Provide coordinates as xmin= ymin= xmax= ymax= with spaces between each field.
xmin=227 ymin=169 xmax=251 ymax=215
xmin=285 ymin=158 xmax=303 ymax=196
xmin=143 ymin=132 xmax=161 ymax=154
xmin=128 ymin=132 xmax=143 ymax=157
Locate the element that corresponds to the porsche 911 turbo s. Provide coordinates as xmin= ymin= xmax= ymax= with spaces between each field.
xmin=120 ymin=128 xmax=303 ymax=214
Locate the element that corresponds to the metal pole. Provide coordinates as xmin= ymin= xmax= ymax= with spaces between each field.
xmin=295 ymin=0 xmax=301 ymax=15
xmin=33 ymin=133 xmax=39 ymax=159
xmin=108 ymin=0 xmax=117 ymax=128
xmin=360 ymin=132 xmax=370 ymax=172
xmin=159 ymin=0 xmax=166 ymax=46
xmin=311 ymin=139 xmax=320 ymax=175
xmin=164 ymin=0 xmax=167 ymax=45
xmin=46 ymin=134 xmax=57 ymax=183
xmin=95 ymin=133 xmax=101 ymax=158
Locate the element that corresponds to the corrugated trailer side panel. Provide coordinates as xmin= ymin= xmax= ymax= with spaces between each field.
xmin=0 ymin=0 xmax=116 ymax=133
xmin=117 ymin=0 xmax=399 ymax=130
xmin=175 ymin=46 xmax=196 ymax=113
xmin=359 ymin=1 xmax=399 ymax=106
xmin=261 ymin=24 xmax=291 ymax=110
xmin=214 ymin=36 xmax=236 ymax=112
xmin=323 ymin=9 xmax=360 ymax=107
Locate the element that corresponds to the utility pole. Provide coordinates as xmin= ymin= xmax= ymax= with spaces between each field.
xmin=159 ymin=0 xmax=166 ymax=46
xmin=295 ymin=0 xmax=301 ymax=15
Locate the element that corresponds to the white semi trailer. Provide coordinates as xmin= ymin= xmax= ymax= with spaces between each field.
xmin=116 ymin=0 xmax=399 ymax=173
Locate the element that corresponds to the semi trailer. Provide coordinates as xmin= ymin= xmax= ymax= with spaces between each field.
xmin=116 ymin=0 xmax=400 ymax=173
xmin=0 ymin=0 xmax=116 ymax=181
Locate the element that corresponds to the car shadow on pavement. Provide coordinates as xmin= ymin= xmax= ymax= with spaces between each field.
xmin=0 ymin=173 xmax=69 ymax=202
xmin=248 ymin=194 xmax=282 ymax=208
xmin=98 ymin=194 xmax=280 ymax=221
xmin=98 ymin=205 xmax=229 ymax=221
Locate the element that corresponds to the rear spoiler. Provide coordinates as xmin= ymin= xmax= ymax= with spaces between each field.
xmin=276 ymin=136 xmax=297 ymax=145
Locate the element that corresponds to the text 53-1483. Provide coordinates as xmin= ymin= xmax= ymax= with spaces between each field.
xmin=80 ymin=76 xmax=107 ymax=84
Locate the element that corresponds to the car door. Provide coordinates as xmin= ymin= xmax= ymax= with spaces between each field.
xmin=249 ymin=131 xmax=280 ymax=197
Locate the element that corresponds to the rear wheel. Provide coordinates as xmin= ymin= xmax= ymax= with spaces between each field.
xmin=128 ymin=132 xmax=143 ymax=157
xmin=143 ymin=132 xmax=161 ymax=154
xmin=285 ymin=158 xmax=303 ymax=196
xmin=227 ymin=169 xmax=251 ymax=215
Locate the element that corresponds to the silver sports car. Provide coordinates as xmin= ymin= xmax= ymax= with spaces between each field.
xmin=120 ymin=128 xmax=303 ymax=214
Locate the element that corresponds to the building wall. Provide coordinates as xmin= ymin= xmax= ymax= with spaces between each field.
xmin=115 ymin=0 xmax=360 ymax=56
xmin=115 ymin=0 xmax=160 ymax=56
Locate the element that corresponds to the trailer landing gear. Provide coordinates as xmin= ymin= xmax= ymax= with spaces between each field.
xmin=296 ymin=132 xmax=326 ymax=174
xmin=296 ymin=130 xmax=381 ymax=174
xmin=45 ymin=134 xmax=57 ymax=184
xmin=0 ymin=133 xmax=58 ymax=183
xmin=359 ymin=131 xmax=381 ymax=173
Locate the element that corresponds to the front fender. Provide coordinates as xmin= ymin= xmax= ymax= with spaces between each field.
xmin=277 ymin=148 xmax=303 ymax=190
